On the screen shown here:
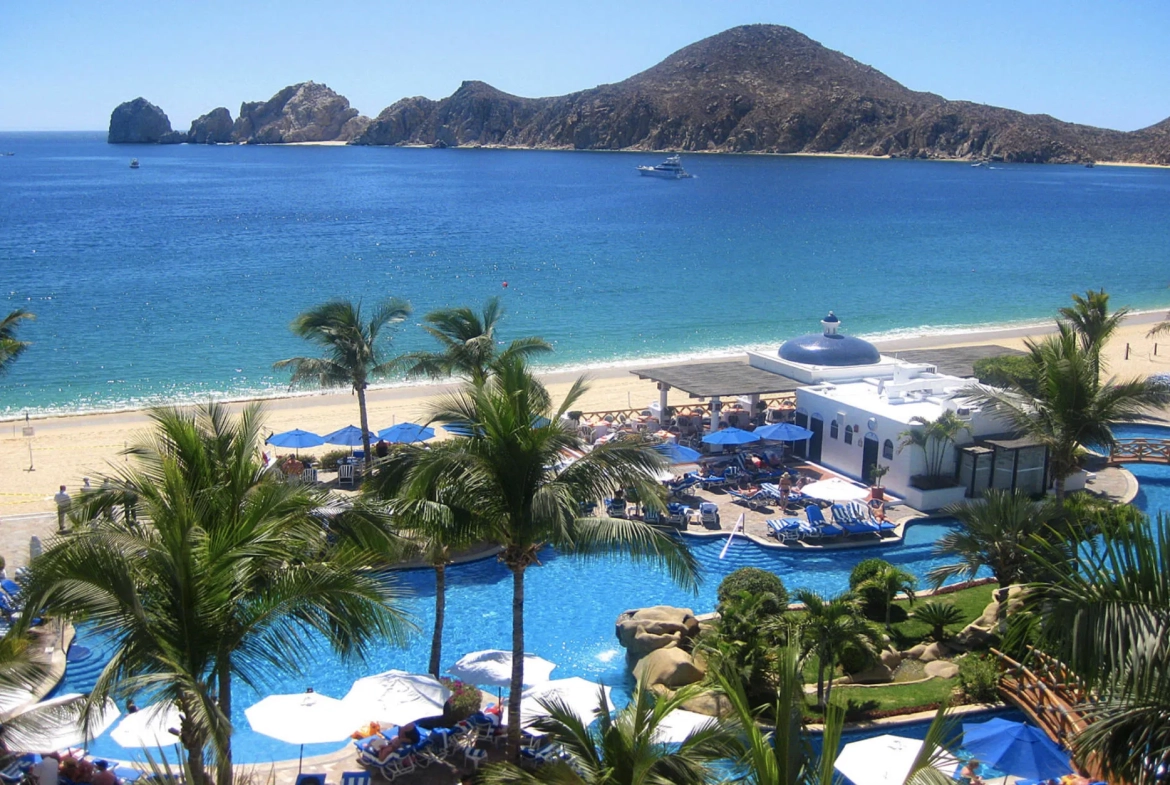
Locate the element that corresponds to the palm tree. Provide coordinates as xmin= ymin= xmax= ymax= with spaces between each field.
xmin=20 ymin=403 xmax=414 ymax=785
xmin=929 ymin=489 xmax=1056 ymax=588
xmin=274 ymin=297 xmax=412 ymax=462
xmin=0 ymin=309 xmax=34 ymax=376
xmin=794 ymin=590 xmax=881 ymax=707
xmin=964 ymin=330 xmax=1170 ymax=503
xmin=480 ymin=683 xmax=740 ymax=785
xmin=404 ymin=297 xmax=551 ymax=385
xmin=1146 ymin=312 xmax=1170 ymax=340
xmin=911 ymin=600 xmax=966 ymax=642
xmin=898 ymin=412 xmax=970 ymax=484
xmin=1058 ymin=288 xmax=1129 ymax=377
xmin=1018 ymin=515 xmax=1170 ymax=785
xmin=858 ymin=564 xmax=917 ymax=628
xmin=399 ymin=357 xmax=700 ymax=761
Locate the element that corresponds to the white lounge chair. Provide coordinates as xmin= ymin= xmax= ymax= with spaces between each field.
xmin=338 ymin=462 xmax=356 ymax=488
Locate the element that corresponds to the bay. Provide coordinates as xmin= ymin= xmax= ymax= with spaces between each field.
xmin=2 ymin=131 xmax=1169 ymax=418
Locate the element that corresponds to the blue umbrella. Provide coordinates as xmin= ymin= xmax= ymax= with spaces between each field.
xmin=322 ymin=425 xmax=378 ymax=447
xmin=701 ymin=427 xmax=762 ymax=446
xmin=754 ymin=422 xmax=815 ymax=442
xmin=961 ymin=718 xmax=1071 ymax=781
xmin=442 ymin=421 xmax=479 ymax=437
xmin=377 ymin=423 xmax=436 ymax=443
xmin=654 ymin=443 xmax=702 ymax=464
xmin=266 ymin=429 xmax=325 ymax=449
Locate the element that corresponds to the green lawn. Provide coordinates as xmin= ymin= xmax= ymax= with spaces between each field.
xmin=887 ymin=582 xmax=996 ymax=649
xmin=807 ymin=677 xmax=959 ymax=720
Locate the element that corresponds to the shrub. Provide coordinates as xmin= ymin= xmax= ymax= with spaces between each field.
xmin=957 ymin=654 xmax=1001 ymax=703
xmin=972 ymin=355 xmax=1038 ymax=392
xmin=912 ymin=600 xmax=966 ymax=641
xmin=440 ymin=678 xmax=482 ymax=722
xmin=838 ymin=644 xmax=877 ymax=676
xmin=717 ymin=567 xmax=788 ymax=614
xmin=318 ymin=448 xmax=354 ymax=468
xmin=850 ymin=558 xmax=893 ymax=618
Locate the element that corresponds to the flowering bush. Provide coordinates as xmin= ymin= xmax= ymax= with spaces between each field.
xmin=441 ymin=677 xmax=482 ymax=722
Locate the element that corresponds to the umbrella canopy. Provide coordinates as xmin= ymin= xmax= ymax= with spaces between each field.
xmin=654 ymin=443 xmax=702 ymax=464
xmin=109 ymin=703 xmax=182 ymax=748
xmin=15 ymin=693 xmax=120 ymax=752
xmin=448 ymin=650 xmax=556 ymax=689
xmin=518 ymin=677 xmax=612 ymax=728
xmin=322 ymin=425 xmax=378 ymax=446
xmin=834 ymin=734 xmax=960 ymax=785
xmin=754 ymin=422 xmax=815 ymax=442
xmin=376 ymin=423 xmax=436 ymax=443
xmin=342 ymin=670 xmax=452 ymax=727
xmin=266 ymin=429 xmax=325 ymax=449
xmin=961 ymin=718 xmax=1071 ymax=781
xmin=701 ymin=427 xmax=762 ymax=446
xmin=802 ymin=478 xmax=870 ymax=502
xmin=651 ymin=709 xmax=719 ymax=744
xmin=245 ymin=691 xmax=354 ymax=746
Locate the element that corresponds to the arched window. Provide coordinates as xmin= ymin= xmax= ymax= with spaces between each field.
xmin=844 ymin=425 xmax=854 ymax=445
xmin=830 ymin=420 xmax=839 ymax=439
xmin=882 ymin=439 xmax=894 ymax=460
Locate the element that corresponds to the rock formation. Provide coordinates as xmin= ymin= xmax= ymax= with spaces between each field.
xmin=615 ymin=606 xmax=701 ymax=659
xmin=232 ymin=82 xmax=369 ymax=144
xmin=108 ymin=98 xmax=173 ymax=144
xmin=353 ymin=24 xmax=1170 ymax=165
xmin=188 ymin=107 xmax=234 ymax=144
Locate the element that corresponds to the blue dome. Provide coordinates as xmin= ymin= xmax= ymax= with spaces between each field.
xmin=779 ymin=312 xmax=880 ymax=366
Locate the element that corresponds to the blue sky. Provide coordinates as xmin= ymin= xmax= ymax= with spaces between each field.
xmin=2 ymin=0 xmax=1168 ymax=132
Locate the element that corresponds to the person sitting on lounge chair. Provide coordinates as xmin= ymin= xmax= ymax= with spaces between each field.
xmin=372 ymin=723 xmax=420 ymax=760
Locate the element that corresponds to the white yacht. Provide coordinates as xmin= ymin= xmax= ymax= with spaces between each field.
xmin=129 ymin=159 xmax=140 ymax=169
xmin=637 ymin=155 xmax=692 ymax=179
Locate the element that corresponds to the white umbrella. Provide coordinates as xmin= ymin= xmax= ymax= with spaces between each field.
xmin=652 ymin=708 xmax=718 ymax=744
xmin=834 ymin=734 xmax=960 ymax=785
xmin=802 ymin=478 xmax=870 ymax=502
xmin=12 ymin=693 xmax=120 ymax=752
xmin=342 ymin=670 xmax=451 ymax=728
xmin=110 ymin=702 xmax=182 ymax=748
xmin=448 ymin=650 xmax=556 ymax=689
xmin=245 ymin=691 xmax=354 ymax=772
xmin=517 ymin=677 xmax=611 ymax=728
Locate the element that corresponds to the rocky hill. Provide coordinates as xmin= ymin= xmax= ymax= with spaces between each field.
xmin=108 ymin=98 xmax=175 ymax=144
xmin=231 ymin=82 xmax=369 ymax=144
xmin=353 ymin=24 xmax=1170 ymax=164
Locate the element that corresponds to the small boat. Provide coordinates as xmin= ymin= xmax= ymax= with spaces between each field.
xmin=129 ymin=159 xmax=140 ymax=169
xmin=637 ymin=155 xmax=692 ymax=179
xmin=971 ymin=160 xmax=988 ymax=168
xmin=1085 ymin=161 xmax=1095 ymax=168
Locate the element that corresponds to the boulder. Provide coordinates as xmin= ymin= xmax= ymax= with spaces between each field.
xmin=232 ymin=82 xmax=367 ymax=144
xmin=158 ymin=130 xmax=186 ymax=145
xmin=188 ymin=107 xmax=234 ymax=144
xmin=843 ymin=663 xmax=893 ymax=684
xmin=880 ymin=648 xmax=903 ymax=669
xmin=634 ymin=647 xmax=704 ymax=689
xmin=919 ymin=642 xmax=952 ymax=662
xmin=616 ymin=606 xmax=700 ymax=659
xmin=108 ymin=98 xmax=173 ymax=143
xmin=679 ymin=689 xmax=732 ymax=717
xmin=924 ymin=660 xmax=959 ymax=679
xmin=902 ymin=643 xmax=928 ymax=660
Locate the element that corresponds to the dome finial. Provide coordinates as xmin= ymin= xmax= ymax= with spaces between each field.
xmin=822 ymin=311 xmax=840 ymax=336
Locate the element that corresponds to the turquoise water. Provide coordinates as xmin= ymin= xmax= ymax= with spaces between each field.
xmin=4 ymin=132 xmax=1170 ymax=417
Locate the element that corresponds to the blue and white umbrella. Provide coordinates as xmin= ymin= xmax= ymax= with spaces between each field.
xmin=654 ymin=443 xmax=702 ymax=464
xmin=754 ymin=422 xmax=815 ymax=442
xmin=701 ymin=427 xmax=761 ymax=446
xmin=377 ymin=423 xmax=436 ymax=443
xmin=323 ymin=425 xmax=378 ymax=446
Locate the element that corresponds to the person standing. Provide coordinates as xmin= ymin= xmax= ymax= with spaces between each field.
xmin=53 ymin=485 xmax=71 ymax=533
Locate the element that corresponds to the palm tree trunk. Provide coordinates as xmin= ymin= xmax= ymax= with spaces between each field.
xmin=216 ymin=662 xmax=233 ymax=785
xmin=816 ymin=659 xmax=825 ymax=706
xmin=429 ymin=563 xmax=446 ymax=677
xmin=357 ymin=384 xmax=372 ymax=466
xmin=1054 ymin=473 xmax=1066 ymax=506
xmin=180 ymin=710 xmax=208 ymax=785
xmin=507 ymin=565 xmax=526 ymax=763
xmin=823 ymin=655 xmax=835 ymax=707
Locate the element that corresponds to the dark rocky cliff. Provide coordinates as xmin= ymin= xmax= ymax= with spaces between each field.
xmin=108 ymin=98 xmax=173 ymax=144
xmin=188 ymin=107 xmax=234 ymax=144
xmin=231 ymin=82 xmax=369 ymax=144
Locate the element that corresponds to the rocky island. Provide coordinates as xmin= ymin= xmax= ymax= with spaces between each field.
xmin=108 ymin=25 xmax=1170 ymax=164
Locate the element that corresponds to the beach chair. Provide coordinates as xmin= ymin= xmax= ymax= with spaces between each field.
xmin=727 ymin=488 xmax=769 ymax=511
xmin=667 ymin=503 xmax=690 ymax=528
xmin=379 ymin=751 xmax=416 ymax=780
xmin=605 ymin=498 xmax=628 ymax=518
xmin=699 ymin=502 xmax=720 ymax=528
xmin=338 ymin=462 xmax=356 ymax=489
xmin=643 ymin=505 xmax=663 ymax=525
xmin=341 ymin=772 xmax=371 ymax=785
xmin=805 ymin=504 xmax=828 ymax=527
xmin=765 ymin=518 xmax=802 ymax=542
xmin=830 ymin=504 xmax=859 ymax=526
xmin=295 ymin=774 xmax=326 ymax=785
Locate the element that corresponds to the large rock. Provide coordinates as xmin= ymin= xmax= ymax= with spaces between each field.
xmin=880 ymin=648 xmax=903 ymax=669
xmin=188 ymin=107 xmax=234 ymax=144
xmin=616 ymin=606 xmax=700 ymax=659
xmin=232 ymin=82 xmax=368 ymax=144
xmin=634 ymin=647 xmax=704 ymax=689
xmin=108 ymin=98 xmax=173 ymax=143
xmin=925 ymin=660 xmax=959 ymax=679
xmin=919 ymin=642 xmax=952 ymax=662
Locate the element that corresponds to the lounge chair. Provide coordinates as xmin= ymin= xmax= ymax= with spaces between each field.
xmin=341 ymin=772 xmax=371 ymax=785
xmin=605 ymin=498 xmax=628 ymax=518
xmin=830 ymin=504 xmax=860 ymax=526
xmin=727 ymin=488 xmax=769 ymax=511
xmin=667 ymin=503 xmax=690 ymax=528
xmin=295 ymin=775 xmax=326 ymax=785
xmin=699 ymin=502 xmax=720 ymax=528
xmin=765 ymin=518 xmax=803 ymax=542
xmin=338 ymin=462 xmax=356 ymax=489
xmin=643 ymin=505 xmax=663 ymax=525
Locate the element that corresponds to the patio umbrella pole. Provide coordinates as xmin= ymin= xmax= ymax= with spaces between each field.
xmin=298 ymin=743 xmax=303 ymax=774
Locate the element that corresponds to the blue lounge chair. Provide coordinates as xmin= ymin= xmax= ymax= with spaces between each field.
xmin=727 ymin=488 xmax=769 ymax=511
xmin=765 ymin=518 xmax=803 ymax=541
xmin=295 ymin=775 xmax=326 ymax=785
xmin=699 ymin=502 xmax=720 ymax=528
xmin=341 ymin=772 xmax=371 ymax=785
xmin=805 ymin=505 xmax=828 ymax=526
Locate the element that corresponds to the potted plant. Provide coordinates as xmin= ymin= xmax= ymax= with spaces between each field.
xmin=868 ymin=463 xmax=889 ymax=500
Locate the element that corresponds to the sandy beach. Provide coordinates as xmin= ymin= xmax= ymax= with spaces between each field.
xmin=2 ymin=311 xmax=1168 ymax=523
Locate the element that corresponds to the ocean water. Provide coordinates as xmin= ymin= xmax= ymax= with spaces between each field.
xmin=3 ymin=132 xmax=1170 ymax=418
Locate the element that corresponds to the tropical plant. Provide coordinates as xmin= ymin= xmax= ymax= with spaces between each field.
xmin=912 ymin=600 xmax=966 ymax=642
xmin=856 ymin=564 xmax=917 ymax=628
xmin=898 ymin=411 xmax=970 ymax=487
xmin=717 ymin=567 xmax=788 ymax=614
xmin=439 ymin=678 xmax=482 ymax=723
xmin=0 ymin=309 xmax=34 ymax=376
xmin=929 ymin=489 xmax=1056 ymax=588
xmin=964 ymin=329 xmax=1170 ymax=503
xmin=274 ymin=297 xmax=412 ymax=462
xmin=1146 ymin=311 xmax=1170 ymax=340
xmin=404 ymin=297 xmax=551 ymax=386
xmin=480 ymin=683 xmax=740 ymax=785
xmin=972 ymin=354 xmax=1039 ymax=394
xmin=849 ymin=558 xmax=895 ymax=620
xmin=19 ymin=403 xmax=413 ymax=785
xmin=700 ymin=591 xmax=783 ymax=705
xmin=868 ymin=462 xmax=890 ymax=488
xmin=396 ymin=357 xmax=699 ymax=760
xmin=956 ymin=653 xmax=1001 ymax=703
xmin=794 ymin=589 xmax=881 ymax=707
xmin=1058 ymin=288 xmax=1129 ymax=377
xmin=1017 ymin=515 xmax=1170 ymax=785
xmin=0 ymin=630 xmax=63 ymax=756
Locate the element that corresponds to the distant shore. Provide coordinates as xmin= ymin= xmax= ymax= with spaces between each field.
xmin=2 ymin=309 xmax=1167 ymax=518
